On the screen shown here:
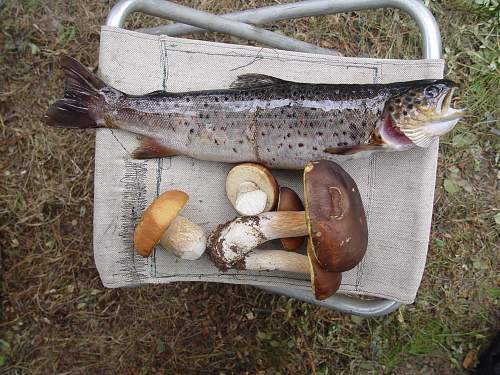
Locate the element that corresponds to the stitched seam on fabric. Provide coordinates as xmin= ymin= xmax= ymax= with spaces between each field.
xmin=150 ymin=40 xmax=169 ymax=278
xmin=161 ymin=40 xmax=169 ymax=91
xmin=355 ymin=64 xmax=381 ymax=291
xmin=102 ymin=273 xmax=412 ymax=302
xmin=163 ymin=48 xmax=381 ymax=78
xmin=376 ymin=62 xmax=383 ymax=84
xmin=364 ymin=154 xmax=378 ymax=286
xmin=102 ymin=27 xmax=443 ymax=68
xmin=161 ymin=46 xmax=442 ymax=69
xmin=101 ymin=27 xmax=443 ymax=68
xmin=356 ymin=153 xmax=376 ymax=291
xmin=117 ymin=160 xmax=149 ymax=283
xmin=114 ymin=271 xmax=311 ymax=288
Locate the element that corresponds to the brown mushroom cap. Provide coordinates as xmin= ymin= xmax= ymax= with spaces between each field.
xmin=307 ymin=238 xmax=342 ymax=300
xmin=226 ymin=163 xmax=279 ymax=213
xmin=277 ymin=187 xmax=305 ymax=251
xmin=303 ymin=160 xmax=368 ymax=273
xmin=134 ymin=190 xmax=189 ymax=257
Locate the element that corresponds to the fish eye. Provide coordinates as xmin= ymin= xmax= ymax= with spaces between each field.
xmin=424 ymin=85 xmax=440 ymax=98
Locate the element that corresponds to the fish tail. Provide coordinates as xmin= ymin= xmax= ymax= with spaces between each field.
xmin=44 ymin=55 xmax=110 ymax=128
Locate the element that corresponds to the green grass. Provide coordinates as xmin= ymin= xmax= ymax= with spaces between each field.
xmin=1 ymin=0 xmax=499 ymax=374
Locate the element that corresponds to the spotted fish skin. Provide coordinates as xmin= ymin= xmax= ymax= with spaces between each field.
xmin=45 ymin=56 xmax=460 ymax=169
xmin=107 ymin=81 xmax=401 ymax=169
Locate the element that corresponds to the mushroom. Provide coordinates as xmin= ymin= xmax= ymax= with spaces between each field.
xmin=232 ymin=240 xmax=342 ymax=300
xmin=134 ymin=190 xmax=207 ymax=260
xmin=226 ymin=163 xmax=279 ymax=216
xmin=277 ymin=187 xmax=305 ymax=251
xmin=207 ymin=160 xmax=368 ymax=300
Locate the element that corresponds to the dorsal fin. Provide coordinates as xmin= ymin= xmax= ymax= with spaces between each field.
xmin=230 ymin=74 xmax=288 ymax=89
xmin=127 ymin=90 xmax=171 ymax=99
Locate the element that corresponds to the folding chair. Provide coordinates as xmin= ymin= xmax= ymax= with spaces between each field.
xmin=94 ymin=0 xmax=444 ymax=316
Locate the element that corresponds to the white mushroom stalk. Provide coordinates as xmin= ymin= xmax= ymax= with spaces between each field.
xmin=160 ymin=216 xmax=206 ymax=260
xmin=207 ymin=211 xmax=307 ymax=270
xmin=241 ymin=249 xmax=310 ymax=274
xmin=277 ymin=186 xmax=305 ymax=251
xmin=234 ymin=181 xmax=268 ymax=216
xmin=226 ymin=163 xmax=279 ymax=216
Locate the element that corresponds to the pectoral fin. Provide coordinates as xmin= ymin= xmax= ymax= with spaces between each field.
xmin=324 ymin=144 xmax=386 ymax=155
xmin=132 ymin=137 xmax=179 ymax=159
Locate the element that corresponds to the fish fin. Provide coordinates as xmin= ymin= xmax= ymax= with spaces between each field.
xmin=324 ymin=144 xmax=386 ymax=155
xmin=136 ymin=90 xmax=170 ymax=98
xmin=44 ymin=55 xmax=110 ymax=128
xmin=230 ymin=74 xmax=287 ymax=89
xmin=132 ymin=137 xmax=179 ymax=159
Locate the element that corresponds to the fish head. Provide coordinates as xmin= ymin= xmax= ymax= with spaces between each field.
xmin=378 ymin=80 xmax=465 ymax=149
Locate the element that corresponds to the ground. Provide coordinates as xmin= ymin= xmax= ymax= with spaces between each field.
xmin=1 ymin=0 xmax=499 ymax=374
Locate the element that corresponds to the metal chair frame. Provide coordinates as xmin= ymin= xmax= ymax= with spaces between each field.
xmin=104 ymin=0 xmax=442 ymax=317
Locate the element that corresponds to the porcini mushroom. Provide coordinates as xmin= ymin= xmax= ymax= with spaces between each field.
xmin=277 ymin=187 xmax=305 ymax=251
xmin=227 ymin=238 xmax=342 ymax=300
xmin=134 ymin=190 xmax=207 ymax=260
xmin=226 ymin=163 xmax=279 ymax=216
xmin=207 ymin=160 xmax=368 ymax=300
xmin=303 ymin=160 xmax=368 ymax=272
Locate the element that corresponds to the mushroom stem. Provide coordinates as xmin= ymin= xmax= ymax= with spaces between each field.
xmin=234 ymin=181 xmax=267 ymax=216
xmin=241 ymin=250 xmax=310 ymax=274
xmin=262 ymin=211 xmax=307 ymax=238
xmin=160 ymin=216 xmax=207 ymax=260
xmin=207 ymin=211 xmax=307 ymax=269
xmin=211 ymin=241 xmax=342 ymax=301
xmin=226 ymin=163 xmax=279 ymax=215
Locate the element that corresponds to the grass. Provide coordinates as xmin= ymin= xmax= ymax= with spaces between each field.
xmin=1 ymin=0 xmax=499 ymax=373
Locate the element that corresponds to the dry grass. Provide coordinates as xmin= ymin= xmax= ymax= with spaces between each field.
xmin=1 ymin=0 xmax=499 ymax=374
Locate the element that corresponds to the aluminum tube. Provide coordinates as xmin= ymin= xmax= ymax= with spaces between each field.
xmin=259 ymin=286 xmax=401 ymax=317
xmin=107 ymin=0 xmax=441 ymax=59
xmin=105 ymin=0 xmax=339 ymax=55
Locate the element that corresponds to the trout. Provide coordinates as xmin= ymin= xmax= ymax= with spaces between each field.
xmin=45 ymin=56 xmax=464 ymax=169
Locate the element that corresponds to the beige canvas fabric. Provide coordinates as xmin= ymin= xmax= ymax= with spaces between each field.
xmin=94 ymin=26 xmax=445 ymax=304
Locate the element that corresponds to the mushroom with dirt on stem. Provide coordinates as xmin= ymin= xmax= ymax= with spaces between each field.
xmin=207 ymin=160 xmax=368 ymax=300
xmin=230 ymin=240 xmax=342 ymax=301
xmin=226 ymin=163 xmax=279 ymax=216
xmin=134 ymin=190 xmax=207 ymax=260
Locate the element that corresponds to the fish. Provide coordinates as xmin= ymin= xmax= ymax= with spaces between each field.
xmin=44 ymin=56 xmax=464 ymax=169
